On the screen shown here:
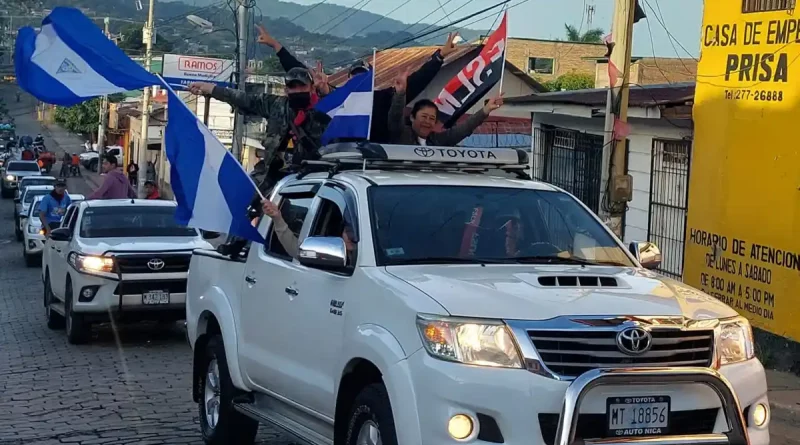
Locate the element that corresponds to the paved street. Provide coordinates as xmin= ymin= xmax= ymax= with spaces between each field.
xmin=0 ymin=86 xmax=292 ymax=444
xmin=1 ymin=85 xmax=799 ymax=444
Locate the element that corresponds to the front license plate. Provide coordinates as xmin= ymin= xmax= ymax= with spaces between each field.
xmin=607 ymin=396 xmax=670 ymax=437
xmin=142 ymin=291 xmax=170 ymax=305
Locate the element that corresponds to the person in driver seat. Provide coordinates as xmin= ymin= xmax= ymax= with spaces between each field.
xmin=261 ymin=199 xmax=356 ymax=262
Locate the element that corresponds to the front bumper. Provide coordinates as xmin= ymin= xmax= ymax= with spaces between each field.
xmin=24 ymin=235 xmax=45 ymax=254
xmin=402 ymin=349 xmax=768 ymax=445
xmin=3 ymin=179 xmax=17 ymax=189
xmin=70 ymin=271 xmax=187 ymax=323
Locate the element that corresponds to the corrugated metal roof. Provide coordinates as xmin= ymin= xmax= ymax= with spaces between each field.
xmin=505 ymin=82 xmax=695 ymax=108
xmin=328 ymin=45 xmax=481 ymax=90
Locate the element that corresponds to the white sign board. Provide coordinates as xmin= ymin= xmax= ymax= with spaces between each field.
xmin=161 ymin=54 xmax=234 ymax=87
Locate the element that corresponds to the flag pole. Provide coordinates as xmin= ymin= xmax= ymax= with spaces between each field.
xmin=366 ymin=47 xmax=377 ymax=141
xmin=497 ymin=10 xmax=508 ymax=94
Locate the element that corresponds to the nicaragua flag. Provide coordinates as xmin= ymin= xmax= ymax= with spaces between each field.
xmin=164 ymin=86 xmax=265 ymax=244
xmin=15 ymin=7 xmax=160 ymax=106
xmin=315 ymin=68 xmax=374 ymax=144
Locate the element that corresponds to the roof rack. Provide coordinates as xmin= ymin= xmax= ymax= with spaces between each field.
xmin=297 ymin=142 xmax=531 ymax=180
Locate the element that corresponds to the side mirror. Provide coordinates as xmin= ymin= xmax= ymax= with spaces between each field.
xmin=201 ymin=230 xmax=221 ymax=240
xmin=629 ymin=241 xmax=662 ymax=270
xmin=298 ymin=236 xmax=348 ymax=272
xmin=49 ymin=227 xmax=72 ymax=242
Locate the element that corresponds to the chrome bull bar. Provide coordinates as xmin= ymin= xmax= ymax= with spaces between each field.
xmin=555 ymin=367 xmax=749 ymax=445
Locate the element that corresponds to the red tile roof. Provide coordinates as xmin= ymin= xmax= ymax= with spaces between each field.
xmin=328 ymin=45 xmax=481 ymax=90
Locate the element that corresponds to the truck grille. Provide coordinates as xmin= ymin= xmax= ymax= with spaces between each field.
xmin=528 ymin=329 xmax=714 ymax=378
xmin=113 ymin=280 xmax=187 ymax=295
xmin=115 ymin=253 xmax=192 ymax=274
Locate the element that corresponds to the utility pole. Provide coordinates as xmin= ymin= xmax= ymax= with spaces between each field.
xmin=138 ymin=0 xmax=155 ymax=198
xmin=97 ymin=17 xmax=110 ymax=158
xmin=603 ymin=0 xmax=636 ymax=237
xmin=231 ymin=0 xmax=248 ymax=162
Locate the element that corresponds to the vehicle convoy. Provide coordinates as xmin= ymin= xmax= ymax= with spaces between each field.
xmin=185 ymin=144 xmax=769 ymax=445
xmin=2 ymin=160 xmax=42 ymax=198
xmin=42 ymin=199 xmax=217 ymax=344
xmin=14 ymin=184 xmax=58 ymax=241
xmin=15 ymin=175 xmax=57 ymax=200
xmin=23 ymin=194 xmax=85 ymax=266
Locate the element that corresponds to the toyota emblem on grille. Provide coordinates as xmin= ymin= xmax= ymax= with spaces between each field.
xmin=414 ymin=147 xmax=435 ymax=158
xmin=616 ymin=327 xmax=652 ymax=355
xmin=147 ymin=258 xmax=165 ymax=271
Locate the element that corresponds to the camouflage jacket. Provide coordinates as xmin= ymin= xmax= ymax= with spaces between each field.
xmin=210 ymin=87 xmax=331 ymax=165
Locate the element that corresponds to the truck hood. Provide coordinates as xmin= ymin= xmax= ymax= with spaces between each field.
xmin=385 ymin=265 xmax=737 ymax=321
xmin=77 ymin=236 xmax=212 ymax=255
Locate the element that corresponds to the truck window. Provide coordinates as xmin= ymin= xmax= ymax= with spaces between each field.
xmin=265 ymin=196 xmax=314 ymax=259
xmin=309 ymin=197 xmax=358 ymax=268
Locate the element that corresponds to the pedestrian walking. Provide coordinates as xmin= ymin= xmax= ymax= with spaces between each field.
xmin=59 ymin=152 xmax=71 ymax=177
xmin=87 ymin=154 xmax=136 ymax=200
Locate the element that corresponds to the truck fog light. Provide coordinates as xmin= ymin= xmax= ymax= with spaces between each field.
xmin=79 ymin=286 xmax=99 ymax=302
xmin=448 ymin=414 xmax=474 ymax=440
xmin=751 ymin=403 xmax=768 ymax=427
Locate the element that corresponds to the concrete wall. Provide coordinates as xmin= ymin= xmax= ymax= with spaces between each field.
xmin=506 ymin=38 xmax=608 ymax=82
xmin=528 ymin=111 xmax=692 ymax=245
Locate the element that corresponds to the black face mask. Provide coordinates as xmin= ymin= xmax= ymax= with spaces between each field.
xmin=287 ymin=92 xmax=311 ymax=110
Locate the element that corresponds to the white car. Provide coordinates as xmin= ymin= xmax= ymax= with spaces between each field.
xmin=15 ymin=185 xmax=56 ymax=241
xmin=2 ymin=160 xmax=42 ymax=198
xmin=15 ymin=175 xmax=56 ymax=200
xmin=185 ymin=144 xmax=768 ymax=445
xmin=23 ymin=194 xmax=84 ymax=266
xmin=42 ymin=199 xmax=217 ymax=344
xmin=80 ymin=146 xmax=122 ymax=171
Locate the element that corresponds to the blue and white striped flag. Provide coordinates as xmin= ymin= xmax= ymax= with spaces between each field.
xmin=164 ymin=86 xmax=265 ymax=243
xmin=15 ymin=7 xmax=159 ymax=106
xmin=315 ymin=68 xmax=374 ymax=144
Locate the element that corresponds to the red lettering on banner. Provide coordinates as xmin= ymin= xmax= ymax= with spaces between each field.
xmin=178 ymin=57 xmax=223 ymax=74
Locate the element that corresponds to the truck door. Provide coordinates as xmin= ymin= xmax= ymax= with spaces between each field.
xmin=239 ymin=181 xmax=321 ymax=396
xmin=268 ymin=181 xmax=358 ymax=417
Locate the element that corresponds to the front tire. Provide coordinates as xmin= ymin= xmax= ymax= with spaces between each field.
xmin=23 ymin=247 xmax=37 ymax=267
xmin=65 ymin=278 xmax=90 ymax=344
xmin=344 ymin=384 xmax=399 ymax=445
xmin=1 ymin=186 xmax=11 ymax=199
xmin=199 ymin=335 xmax=258 ymax=445
xmin=44 ymin=274 xmax=64 ymax=330
xmin=14 ymin=221 xmax=22 ymax=242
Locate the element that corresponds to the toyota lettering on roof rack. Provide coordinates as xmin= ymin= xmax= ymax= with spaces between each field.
xmin=305 ymin=142 xmax=531 ymax=179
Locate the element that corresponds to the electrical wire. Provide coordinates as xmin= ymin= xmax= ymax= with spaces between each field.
xmin=416 ymin=0 xmax=526 ymax=45
xmin=316 ymin=0 xmax=372 ymax=35
xmin=288 ymin=0 xmax=331 ymax=23
xmin=411 ymin=0 xmax=478 ymax=37
xmin=334 ymin=0 xmax=416 ymax=42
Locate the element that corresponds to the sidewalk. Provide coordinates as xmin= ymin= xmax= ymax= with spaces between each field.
xmin=768 ymin=370 xmax=800 ymax=421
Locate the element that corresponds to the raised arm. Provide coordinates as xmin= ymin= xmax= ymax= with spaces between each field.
xmin=405 ymin=33 xmax=460 ymax=102
xmin=256 ymin=24 xmax=306 ymax=71
xmin=430 ymin=95 xmax=504 ymax=147
xmin=387 ymin=71 xmax=410 ymax=142
xmin=187 ymin=82 xmax=280 ymax=117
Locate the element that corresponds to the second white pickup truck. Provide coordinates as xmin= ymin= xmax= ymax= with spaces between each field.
xmin=185 ymin=143 xmax=769 ymax=445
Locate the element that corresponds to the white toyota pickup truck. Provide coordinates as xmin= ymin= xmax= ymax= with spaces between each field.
xmin=185 ymin=144 xmax=768 ymax=445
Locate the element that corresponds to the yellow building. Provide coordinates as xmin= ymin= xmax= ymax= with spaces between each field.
xmin=685 ymin=0 xmax=800 ymax=340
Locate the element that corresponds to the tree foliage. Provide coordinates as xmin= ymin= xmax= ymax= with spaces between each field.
xmin=564 ymin=24 xmax=605 ymax=43
xmin=54 ymin=98 xmax=101 ymax=135
xmin=118 ymin=24 xmax=174 ymax=54
xmin=542 ymin=72 xmax=596 ymax=92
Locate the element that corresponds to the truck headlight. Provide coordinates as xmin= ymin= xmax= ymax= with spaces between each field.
xmin=5 ymin=174 xmax=14 ymax=181
xmin=416 ymin=314 xmax=523 ymax=368
xmin=717 ymin=316 xmax=755 ymax=366
xmin=27 ymin=225 xmax=41 ymax=234
xmin=68 ymin=252 xmax=115 ymax=273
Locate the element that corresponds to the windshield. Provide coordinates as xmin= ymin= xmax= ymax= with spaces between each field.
xmin=7 ymin=162 xmax=39 ymax=172
xmin=21 ymin=178 xmax=55 ymax=189
xmin=24 ymin=189 xmax=50 ymax=204
xmin=79 ymin=206 xmax=199 ymax=238
xmin=369 ymin=185 xmax=634 ymax=267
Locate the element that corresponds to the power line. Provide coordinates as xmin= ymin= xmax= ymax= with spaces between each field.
xmin=336 ymin=0 xmax=415 ymax=42
xmin=288 ymin=0 xmax=331 ymax=23
xmin=321 ymin=0 xmax=377 ymax=36
xmin=315 ymin=0 xmax=371 ymax=35
xmin=412 ymin=0 xmax=478 ymax=37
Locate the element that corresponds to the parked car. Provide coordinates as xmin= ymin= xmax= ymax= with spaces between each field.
xmin=14 ymin=185 xmax=58 ymax=241
xmin=184 ymin=143 xmax=766 ymax=445
xmin=2 ymin=160 xmax=41 ymax=198
xmin=42 ymin=199 xmax=217 ymax=344
xmin=23 ymin=194 xmax=84 ymax=267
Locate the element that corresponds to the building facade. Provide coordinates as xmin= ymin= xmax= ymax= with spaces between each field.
xmin=683 ymin=0 xmax=799 ymax=341
xmin=505 ymin=37 xmax=608 ymax=82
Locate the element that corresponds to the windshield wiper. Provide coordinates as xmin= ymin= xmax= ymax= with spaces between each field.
xmin=511 ymin=256 xmax=627 ymax=266
xmin=388 ymin=256 xmax=508 ymax=265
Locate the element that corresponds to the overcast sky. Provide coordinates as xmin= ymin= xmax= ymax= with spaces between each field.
xmin=290 ymin=0 xmax=703 ymax=58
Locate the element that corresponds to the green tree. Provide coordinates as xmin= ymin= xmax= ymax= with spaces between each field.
xmin=118 ymin=25 xmax=174 ymax=54
xmin=54 ymin=98 xmax=101 ymax=136
xmin=542 ymin=72 xmax=595 ymax=92
xmin=564 ymin=24 xmax=604 ymax=43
